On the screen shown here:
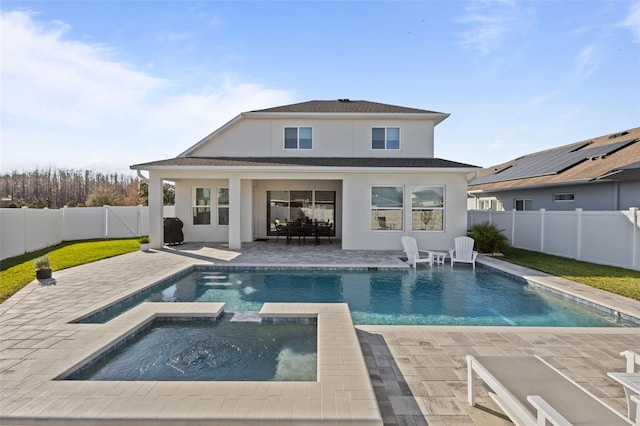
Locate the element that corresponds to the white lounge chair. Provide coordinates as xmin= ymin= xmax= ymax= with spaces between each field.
xmin=401 ymin=236 xmax=432 ymax=268
xmin=467 ymin=355 xmax=639 ymax=426
xmin=608 ymin=351 xmax=640 ymax=421
xmin=449 ymin=236 xmax=478 ymax=270
xmin=622 ymin=350 xmax=640 ymax=373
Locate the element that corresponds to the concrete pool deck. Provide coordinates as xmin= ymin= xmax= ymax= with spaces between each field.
xmin=1 ymin=241 xmax=639 ymax=425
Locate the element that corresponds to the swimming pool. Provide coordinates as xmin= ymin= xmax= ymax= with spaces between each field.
xmin=80 ymin=266 xmax=634 ymax=327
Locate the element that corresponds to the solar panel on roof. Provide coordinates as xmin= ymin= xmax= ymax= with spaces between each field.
xmin=471 ymin=138 xmax=638 ymax=185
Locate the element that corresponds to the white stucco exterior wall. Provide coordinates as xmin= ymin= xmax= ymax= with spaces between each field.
xmin=190 ymin=117 xmax=435 ymax=158
xmin=341 ymin=172 xmax=470 ymax=251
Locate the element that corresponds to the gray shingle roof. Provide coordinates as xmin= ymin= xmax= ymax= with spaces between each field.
xmin=250 ymin=100 xmax=443 ymax=114
xmin=131 ymin=157 xmax=479 ymax=169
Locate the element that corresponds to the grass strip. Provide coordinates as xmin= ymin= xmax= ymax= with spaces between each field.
xmin=0 ymin=239 xmax=139 ymax=303
xmin=501 ymin=248 xmax=640 ymax=301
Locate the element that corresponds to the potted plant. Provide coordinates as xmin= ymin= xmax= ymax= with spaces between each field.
xmin=34 ymin=255 xmax=52 ymax=280
xmin=139 ymin=236 xmax=150 ymax=252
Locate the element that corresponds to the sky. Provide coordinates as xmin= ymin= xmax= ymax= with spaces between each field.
xmin=1 ymin=0 xmax=639 ymax=176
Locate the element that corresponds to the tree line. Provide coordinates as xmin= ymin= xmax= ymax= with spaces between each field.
xmin=0 ymin=168 xmax=174 ymax=208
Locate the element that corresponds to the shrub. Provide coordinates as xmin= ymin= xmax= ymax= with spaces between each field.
xmin=139 ymin=236 xmax=150 ymax=244
xmin=468 ymin=222 xmax=510 ymax=254
xmin=33 ymin=255 xmax=51 ymax=270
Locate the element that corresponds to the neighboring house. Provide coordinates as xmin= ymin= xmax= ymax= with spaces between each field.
xmin=131 ymin=99 xmax=479 ymax=250
xmin=468 ymin=127 xmax=640 ymax=211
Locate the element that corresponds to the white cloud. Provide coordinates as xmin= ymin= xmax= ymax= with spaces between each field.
xmin=620 ymin=0 xmax=640 ymax=42
xmin=0 ymin=10 xmax=293 ymax=174
xmin=575 ymin=44 xmax=600 ymax=78
xmin=457 ymin=0 xmax=532 ymax=54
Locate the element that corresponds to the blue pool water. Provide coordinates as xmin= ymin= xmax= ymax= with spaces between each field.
xmin=68 ymin=320 xmax=317 ymax=381
xmin=81 ymin=267 xmax=632 ymax=327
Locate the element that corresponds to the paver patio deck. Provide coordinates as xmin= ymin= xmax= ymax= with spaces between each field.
xmin=1 ymin=241 xmax=639 ymax=425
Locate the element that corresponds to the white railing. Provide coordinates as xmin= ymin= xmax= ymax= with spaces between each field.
xmin=468 ymin=208 xmax=640 ymax=271
xmin=0 ymin=205 xmax=176 ymax=261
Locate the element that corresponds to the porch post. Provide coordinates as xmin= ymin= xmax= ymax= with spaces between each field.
xmin=228 ymin=176 xmax=241 ymax=249
xmin=148 ymin=174 xmax=163 ymax=249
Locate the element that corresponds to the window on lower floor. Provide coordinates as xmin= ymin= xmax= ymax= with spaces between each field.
xmin=217 ymin=188 xmax=229 ymax=226
xmin=411 ymin=186 xmax=444 ymax=231
xmin=478 ymin=198 xmax=504 ymax=211
xmin=371 ymin=186 xmax=403 ymax=230
xmin=514 ymin=199 xmax=533 ymax=211
xmin=192 ymin=187 xmax=212 ymax=225
xmin=553 ymin=193 xmax=575 ymax=202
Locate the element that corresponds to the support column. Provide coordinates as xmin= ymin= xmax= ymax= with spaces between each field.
xmin=240 ymin=179 xmax=253 ymax=242
xmin=228 ymin=176 xmax=241 ymax=249
xmin=148 ymin=174 xmax=163 ymax=249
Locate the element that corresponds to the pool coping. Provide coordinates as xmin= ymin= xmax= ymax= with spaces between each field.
xmin=1 ymin=302 xmax=382 ymax=425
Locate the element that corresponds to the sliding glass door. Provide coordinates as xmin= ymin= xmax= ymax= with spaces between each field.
xmin=267 ymin=190 xmax=336 ymax=235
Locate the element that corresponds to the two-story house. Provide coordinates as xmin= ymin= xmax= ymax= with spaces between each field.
xmin=130 ymin=99 xmax=479 ymax=250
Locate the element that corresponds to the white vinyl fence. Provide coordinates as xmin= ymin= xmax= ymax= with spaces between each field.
xmin=0 ymin=205 xmax=176 ymax=261
xmin=468 ymin=208 xmax=640 ymax=271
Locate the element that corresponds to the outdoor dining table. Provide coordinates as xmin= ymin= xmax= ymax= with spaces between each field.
xmin=285 ymin=220 xmax=332 ymax=246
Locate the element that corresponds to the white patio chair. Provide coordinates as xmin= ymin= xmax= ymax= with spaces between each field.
xmin=401 ymin=236 xmax=432 ymax=268
xmin=449 ymin=236 xmax=478 ymax=270
xmin=467 ymin=355 xmax=638 ymax=426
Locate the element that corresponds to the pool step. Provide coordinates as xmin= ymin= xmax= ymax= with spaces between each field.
xmin=226 ymin=311 xmax=262 ymax=322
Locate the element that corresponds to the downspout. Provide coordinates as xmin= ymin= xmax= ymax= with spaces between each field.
xmin=137 ymin=170 xmax=149 ymax=237
xmin=137 ymin=170 xmax=149 ymax=182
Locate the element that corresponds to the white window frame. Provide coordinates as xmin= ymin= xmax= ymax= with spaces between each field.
xmin=514 ymin=199 xmax=533 ymax=211
xmin=284 ymin=126 xmax=313 ymax=150
xmin=371 ymin=185 xmax=404 ymax=231
xmin=371 ymin=127 xmax=400 ymax=150
xmin=553 ymin=193 xmax=575 ymax=202
xmin=217 ymin=187 xmax=229 ymax=226
xmin=411 ymin=185 xmax=445 ymax=231
xmin=192 ymin=187 xmax=212 ymax=225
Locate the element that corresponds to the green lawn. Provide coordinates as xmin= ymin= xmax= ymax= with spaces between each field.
xmin=0 ymin=239 xmax=139 ymax=303
xmin=501 ymin=248 xmax=640 ymax=301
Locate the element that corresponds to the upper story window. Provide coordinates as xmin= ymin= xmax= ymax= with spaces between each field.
xmin=284 ymin=127 xmax=312 ymax=149
xmin=372 ymin=127 xmax=400 ymax=150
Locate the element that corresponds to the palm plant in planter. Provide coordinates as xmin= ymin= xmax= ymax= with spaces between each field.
xmin=468 ymin=222 xmax=511 ymax=255
xmin=34 ymin=255 xmax=52 ymax=280
xmin=139 ymin=236 xmax=150 ymax=252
